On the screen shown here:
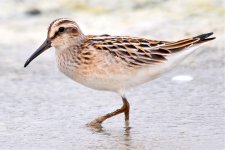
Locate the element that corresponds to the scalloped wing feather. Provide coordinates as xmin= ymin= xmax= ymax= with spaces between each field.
xmin=82 ymin=33 xmax=215 ymax=67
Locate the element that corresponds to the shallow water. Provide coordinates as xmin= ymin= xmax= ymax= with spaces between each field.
xmin=0 ymin=0 xmax=225 ymax=149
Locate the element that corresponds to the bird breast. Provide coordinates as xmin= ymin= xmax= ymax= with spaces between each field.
xmin=55 ymin=47 xmax=133 ymax=93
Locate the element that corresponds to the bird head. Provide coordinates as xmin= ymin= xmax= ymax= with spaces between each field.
xmin=24 ymin=18 xmax=85 ymax=67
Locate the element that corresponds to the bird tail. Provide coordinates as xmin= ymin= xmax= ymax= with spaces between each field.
xmin=160 ymin=32 xmax=216 ymax=53
xmin=193 ymin=32 xmax=216 ymax=44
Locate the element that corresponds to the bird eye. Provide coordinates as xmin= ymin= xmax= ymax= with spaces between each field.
xmin=58 ymin=27 xmax=65 ymax=33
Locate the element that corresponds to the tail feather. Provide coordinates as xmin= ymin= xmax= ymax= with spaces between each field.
xmin=161 ymin=32 xmax=216 ymax=53
xmin=194 ymin=32 xmax=216 ymax=44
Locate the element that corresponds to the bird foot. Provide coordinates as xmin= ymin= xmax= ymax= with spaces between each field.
xmin=86 ymin=114 xmax=108 ymax=126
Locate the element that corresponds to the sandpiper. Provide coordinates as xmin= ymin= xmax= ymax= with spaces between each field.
xmin=24 ymin=18 xmax=215 ymax=126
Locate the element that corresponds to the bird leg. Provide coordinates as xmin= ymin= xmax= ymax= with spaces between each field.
xmin=87 ymin=97 xmax=130 ymax=127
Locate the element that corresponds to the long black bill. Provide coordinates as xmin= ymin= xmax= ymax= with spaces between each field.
xmin=24 ymin=39 xmax=51 ymax=67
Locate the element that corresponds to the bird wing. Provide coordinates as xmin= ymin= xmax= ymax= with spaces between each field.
xmin=83 ymin=33 xmax=215 ymax=67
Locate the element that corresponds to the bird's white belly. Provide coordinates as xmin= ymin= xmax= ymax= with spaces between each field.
xmin=57 ymin=62 xmax=169 ymax=95
xmin=58 ymin=66 xmax=127 ymax=92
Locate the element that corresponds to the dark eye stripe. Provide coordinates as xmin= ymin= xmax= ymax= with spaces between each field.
xmin=58 ymin=27 xmax=65 ymax=32
xmin=50 ymin=27 xmax=65 ymax=40
xmin=50 ymin=26 xmax=79 ymax=40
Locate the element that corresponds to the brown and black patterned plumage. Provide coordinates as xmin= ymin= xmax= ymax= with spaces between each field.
xmin=80 ymin=32 xmax=215 ymax=68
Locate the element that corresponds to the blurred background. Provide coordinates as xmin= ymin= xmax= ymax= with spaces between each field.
xmin=0 ymin=0 xmax=224 ymax=150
